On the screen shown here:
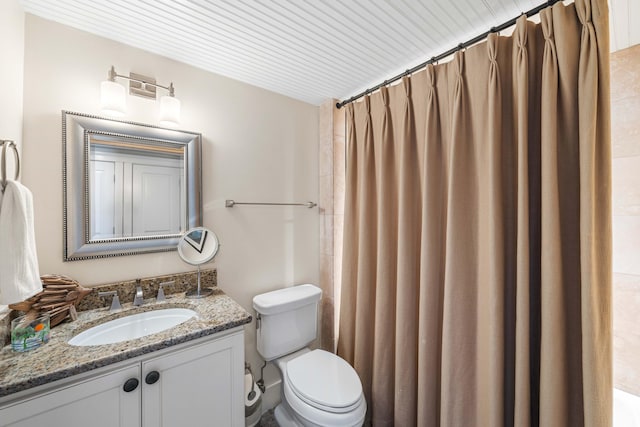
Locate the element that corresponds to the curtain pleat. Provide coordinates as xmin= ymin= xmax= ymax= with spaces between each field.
xmin=393 ymin=77 xmax=421 ymax=426
xmin=539 ymin=6 xmax=585 ymax=426
xmin=441 ymin=51 xmax=479 ymax=426
xmin=353 ymin=97 xmax=378 ymax=414
xmin=477 ymin=32 xmax=506 ymax=427
xmin=371 ymin=87 xmax=396 ymax=425
xmin=417 ymin=64 xmax=445 ymax=427
xmin=337 ymin=1 xmax=611 ymax=426
xmin=512 ymin=16 xmax=539 ymax=427
xmin=575 ymin=1 xmax=612 ymax=426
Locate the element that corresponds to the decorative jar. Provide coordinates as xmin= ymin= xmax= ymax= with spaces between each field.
xmin=11 ymin=313 xmax=50 ymax=352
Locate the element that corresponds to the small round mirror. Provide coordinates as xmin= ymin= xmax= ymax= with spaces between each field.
xmin=177 ymin=227 xmax=219 ymax=298
xmin=177 ymin=227 xmax=219 ymax=266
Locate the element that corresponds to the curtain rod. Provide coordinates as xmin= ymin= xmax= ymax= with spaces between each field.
xmin=336 ymin=0 xmax=562 ymax=109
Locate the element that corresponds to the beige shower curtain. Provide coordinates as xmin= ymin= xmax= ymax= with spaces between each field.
xmin=337 ymin=1 xmax=611 ymax=426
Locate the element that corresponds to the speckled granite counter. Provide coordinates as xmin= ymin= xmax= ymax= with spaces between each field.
xmin=0 ymin=288 xmax=252 ymax=398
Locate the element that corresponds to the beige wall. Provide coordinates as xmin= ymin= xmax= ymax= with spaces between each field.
xmin=21 ymin=14 xmax=319 ymax=403
xmin=0 ymin=0 xmax=25 ymax=315
xmin=0 ymin=0 xmax=24 ymax=181
xmin=611 ymin=43 xmax=640 ymax=396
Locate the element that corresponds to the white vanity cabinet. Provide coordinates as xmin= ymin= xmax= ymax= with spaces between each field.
xmin=141 ymin=330 xmax=244 ymax=427
xmin=0 ymin=329 xmax=244 ymax=427
xmin=0 ymin=363 xmax=141 ymax=427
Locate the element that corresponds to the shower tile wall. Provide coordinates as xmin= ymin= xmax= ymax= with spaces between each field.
xmin=332 ymin=105 xmax=345 ymax=350
xmin=318 ymin=100 xmax=335 ymax=351
xmin=611 ymin=43 xmax=640 ymax=397
xmin=318 ymin=100 xmax=346 ymax=353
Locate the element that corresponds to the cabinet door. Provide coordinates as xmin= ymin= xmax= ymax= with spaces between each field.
xmin=141 ymin=332 xmax=244 ymax=427
xmin=0 ymin=364 xmax=141 ymax=427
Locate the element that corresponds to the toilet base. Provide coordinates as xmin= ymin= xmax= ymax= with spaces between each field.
xmin=275 ymin=399 xmax=361 ymax=427
xmin=274 ymin=402 xmax=301 ymax=427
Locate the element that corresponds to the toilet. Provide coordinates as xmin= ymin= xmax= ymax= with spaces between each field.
xmin=253 ymin=284 xmax=366 ymax=427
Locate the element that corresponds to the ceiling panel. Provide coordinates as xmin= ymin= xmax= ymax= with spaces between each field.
xmin=19 ymin=0 xmax=637 ymax=105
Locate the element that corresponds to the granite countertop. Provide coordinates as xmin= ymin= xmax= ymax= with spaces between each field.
xmin=0 ymin=287 xmax=252 ymax=398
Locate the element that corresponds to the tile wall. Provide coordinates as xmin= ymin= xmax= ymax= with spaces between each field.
xmin=611 ymin=43 xmax=640 ymax=396
xmin=318 ymin=100 xmax=345 ymax=352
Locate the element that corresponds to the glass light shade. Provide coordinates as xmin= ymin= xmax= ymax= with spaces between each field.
xmin=159 ymin=95 xmax=181 ymax=126
xmin=100 ymin=80 xmax=126 ymax=116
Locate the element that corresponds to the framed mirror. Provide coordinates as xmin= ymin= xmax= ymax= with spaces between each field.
xmin=62 ymin=111 xmax=202 ymax=261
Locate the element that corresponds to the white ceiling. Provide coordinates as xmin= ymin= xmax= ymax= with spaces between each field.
xmin=19 ymin=0 xmax=639 ymax=106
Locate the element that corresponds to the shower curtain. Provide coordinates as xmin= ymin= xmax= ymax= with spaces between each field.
xmin=337 ymin=1 xmax=611 ymax=426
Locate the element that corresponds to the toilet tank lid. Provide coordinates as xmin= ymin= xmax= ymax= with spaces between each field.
xmin=253 ymin=284 xmax=322 ymax=315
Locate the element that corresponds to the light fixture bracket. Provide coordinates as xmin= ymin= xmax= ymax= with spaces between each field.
xmin=129 ymin=72 xmax=157 ymax=100
xmin=101 ymin=66 xmax=181 ymax=125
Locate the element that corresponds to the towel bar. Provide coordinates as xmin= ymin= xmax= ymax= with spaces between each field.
xmin=1 ymin=140 xmax=20 ymax=192
xmin=225 ymin=200 xmax=317 ymax=208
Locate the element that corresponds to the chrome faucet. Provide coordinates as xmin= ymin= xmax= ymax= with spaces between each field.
xmin=99 ymin=291 xmax=121 ymax=312
xmin=133 ymin=279 xmax=144 ymax=306
xmin=156 ymin=280 xmax=174 ymax=302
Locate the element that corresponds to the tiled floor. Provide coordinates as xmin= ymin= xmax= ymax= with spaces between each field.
xmin=259 ymin=409 xmax=279 ymax=427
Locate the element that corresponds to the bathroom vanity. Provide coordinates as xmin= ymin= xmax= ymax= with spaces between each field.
xmin=0 ymin=288 xmax=252 ymax=427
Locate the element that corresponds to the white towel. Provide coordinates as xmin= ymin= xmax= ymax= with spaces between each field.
xmin=0 ymin=180 xmax=42 ymax=305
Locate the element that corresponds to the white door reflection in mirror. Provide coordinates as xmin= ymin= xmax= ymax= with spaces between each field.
xmin=90 ymin=160 xmax=117 ymax=239
xmin=132 ymin=163 xmax=184 ymax=235
xmin=88 ymin=137 xmax=185 ymax=241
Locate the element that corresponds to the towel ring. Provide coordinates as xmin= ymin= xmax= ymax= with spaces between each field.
xmin=1 ymin=140 xmax=20 ymax=192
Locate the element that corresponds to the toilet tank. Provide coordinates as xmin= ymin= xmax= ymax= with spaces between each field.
xmin=253 ymin=284 xmax=322 ymax=361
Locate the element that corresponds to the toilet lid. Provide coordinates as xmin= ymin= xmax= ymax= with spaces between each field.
xmin=286 ymin=349 xmax=362 ymax=410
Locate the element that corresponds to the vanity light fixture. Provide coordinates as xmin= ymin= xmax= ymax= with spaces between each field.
xmin=100 ymin=66 xmax=181 ymax=126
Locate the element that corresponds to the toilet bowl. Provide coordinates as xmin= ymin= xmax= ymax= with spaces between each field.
xmin=253 ymin=285 xmax=366 ymax=427
xmin=274 ymin=348 xmax=366 ymax=426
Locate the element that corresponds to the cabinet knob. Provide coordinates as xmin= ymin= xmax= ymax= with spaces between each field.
xmin=145 ymin=370 xmax=160 ymax=385
xmin=123 ymin=378 xmax=139 ymax=392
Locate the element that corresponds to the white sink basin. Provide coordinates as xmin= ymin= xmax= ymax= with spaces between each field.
xmin=68 ymin=308 xmax=197 ymax=346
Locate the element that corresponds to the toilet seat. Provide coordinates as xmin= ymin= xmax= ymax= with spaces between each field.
xmin=285 ymin=349 xmax=363 ymax=413
xmin=282 ymin=375 xmax=366 ymax=427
